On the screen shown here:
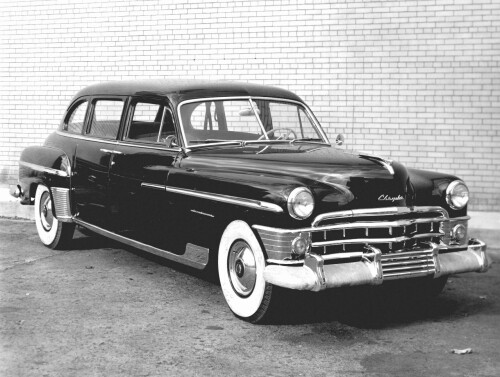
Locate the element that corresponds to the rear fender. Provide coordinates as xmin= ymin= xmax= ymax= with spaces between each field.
xmin=18 ymin=146 xmax=73 ymax=222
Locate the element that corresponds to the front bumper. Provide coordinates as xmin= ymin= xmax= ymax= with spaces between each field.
xmin=263 ymin=238 xmax=490 ymax=291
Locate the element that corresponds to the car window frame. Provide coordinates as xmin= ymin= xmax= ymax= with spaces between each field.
xmin=121 ymin=96 xmax=180 ymax=148
xmin=60 ymin=97 xmax=91 ymax=135
xmin=84 ymin=96 xmax=128 ymax=141
xmin=177 ymin=96 xmax=330 ymax=148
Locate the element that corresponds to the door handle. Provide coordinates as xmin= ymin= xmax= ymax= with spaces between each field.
xmin=100 ymin=148 xmax=123 ymax=155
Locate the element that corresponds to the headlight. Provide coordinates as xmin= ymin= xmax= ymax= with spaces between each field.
xmin=287 ymin=187 xmax=314 ymax=219
xmin=446 ymin=180 xmax=469 ymax=210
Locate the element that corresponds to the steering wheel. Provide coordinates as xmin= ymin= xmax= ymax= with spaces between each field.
xmin=258 ymin=128 xmax=297 ymax=140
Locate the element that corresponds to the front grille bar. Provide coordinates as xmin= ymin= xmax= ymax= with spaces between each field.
xmin=312 ymin=206 xmax=449 ymax=227
xmin=312 ymin=232 xmax=444 ymax=248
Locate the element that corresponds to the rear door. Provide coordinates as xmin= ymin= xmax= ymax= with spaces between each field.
xmin=72 ymin=97 xmax=127 ymax=228
xmin=107 ymin=97 xmax=183 ymax=251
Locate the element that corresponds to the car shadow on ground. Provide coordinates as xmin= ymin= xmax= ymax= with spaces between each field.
xmin=71 ymin=228 xmax=494 ymax=329
xmin=266 ymin=282 xmax=493 ymax=328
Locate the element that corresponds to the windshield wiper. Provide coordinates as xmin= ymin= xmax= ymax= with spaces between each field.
xmin=242 ymin=139 xmax=293 ymax=146
xmin=189 ymin=139 xmax=240 ymax=144
xmin=290 ymin=138 xmax=328 ymax=145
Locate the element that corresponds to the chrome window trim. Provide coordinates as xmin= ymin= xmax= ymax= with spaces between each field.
xmin=19 ymin=161 xmax=69 ymax=178
xmin=141 ymin=182 xmax=283 ymax=213
xmin=156 ymin=107 xmax=172 ymax=143
xmin=176 ymin=96 xmax=330 ymax=148
xmin=55 ymin=131 xmax=183 ymax=153
xmin=62 ymin=99 xmax=89 ymax=133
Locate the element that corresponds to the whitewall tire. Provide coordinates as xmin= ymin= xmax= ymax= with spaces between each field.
xmin=34 ymin=185 xmax=75 ymax=249
xmin=218 ymin=220 xmax=274 ymax=323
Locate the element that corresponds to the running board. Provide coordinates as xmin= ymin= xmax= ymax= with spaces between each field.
xmin=73 ymin=218 xmax=208 ymax=270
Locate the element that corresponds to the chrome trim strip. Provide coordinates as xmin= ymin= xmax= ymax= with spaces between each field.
xmin=73 ymin=218 xmax=207 ymax=270
xmin=99 ymin=148 xmax=123 ymax=154
xmin=55 ymin=131 xmax=183 ymax=153
xmin=322 ymin=251 xmax=365 ymax=261
xmin=141 ymin=183 xmax=283 ymax=213
xmin=267 ymin=259 xmax=303 ymax=265
xmin=190 ymin=209 xmax=215 ymax=218
xmin=19 ymin=161 xmax=69 ymax=178
xmin=140 ymin=183 xmax=164 ymax=191
xmin=177 ymin=96 xmax=330 ymax=148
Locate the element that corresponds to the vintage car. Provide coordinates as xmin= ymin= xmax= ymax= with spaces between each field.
xmin=12 ymin=80 xmax=490 ymax=323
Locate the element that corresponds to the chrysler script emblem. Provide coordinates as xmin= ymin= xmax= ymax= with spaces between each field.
xmin=378 ymin=194 xmax=404 ymax=202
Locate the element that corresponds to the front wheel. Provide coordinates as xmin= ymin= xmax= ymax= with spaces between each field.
xmin=218 ymin=220 xmax=274 ymax=323
xmin=34 ymin=185 xmax=75 ymax=249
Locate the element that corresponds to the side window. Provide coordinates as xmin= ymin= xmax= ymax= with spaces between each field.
xmin=63 ymin=101 xmax=88 ymax=134
xmin=126 ymin=102 xmax=164 ymax=142
xmin=87 ymin=100 xmax=124 ymax=139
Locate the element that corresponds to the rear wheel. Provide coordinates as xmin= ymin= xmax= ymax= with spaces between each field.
xmin=218 ymin=220 xmax=274 ymax=323
xmin=34 ymin=185 xmax=75 ymax=249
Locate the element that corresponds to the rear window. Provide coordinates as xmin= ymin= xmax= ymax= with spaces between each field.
xmin=62 ymin=101 xmax=88 ymax=134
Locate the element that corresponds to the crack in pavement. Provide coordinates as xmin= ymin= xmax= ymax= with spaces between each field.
xmin=0 ymin=251 xmax=66 ymax=272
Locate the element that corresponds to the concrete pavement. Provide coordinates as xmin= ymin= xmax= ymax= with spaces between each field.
xmin=0 ymin=218 xmax=499 ymax=377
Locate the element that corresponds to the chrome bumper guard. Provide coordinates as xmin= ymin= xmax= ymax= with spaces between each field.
xmin=263 ymin=239 xmax=490 ymax=292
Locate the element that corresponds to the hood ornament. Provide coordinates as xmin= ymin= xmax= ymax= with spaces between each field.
xmin=358 ymin=153 xmax=394 ymax=175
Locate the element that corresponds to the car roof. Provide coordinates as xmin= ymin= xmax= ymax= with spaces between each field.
xmin=72 ymin=79 xmax=303 ymax=105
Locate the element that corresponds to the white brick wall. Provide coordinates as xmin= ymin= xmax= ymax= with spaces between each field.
xmin=1 ymin=0 xmax=499 ymax=210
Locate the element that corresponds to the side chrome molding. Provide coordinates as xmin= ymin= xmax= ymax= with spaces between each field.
xmin=19 ymin=161 xmax=69 ymax=177
xmin=141 ymin=182 xmax=283 ymax=213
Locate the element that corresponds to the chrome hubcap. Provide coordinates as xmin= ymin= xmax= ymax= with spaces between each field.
xmin=40 ymin=192 xmax=54 ymax=231
xmin=228 ymin=240 xmax=257 ymax=297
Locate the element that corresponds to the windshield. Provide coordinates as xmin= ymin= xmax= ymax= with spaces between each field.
xmin=178 ymin=98 xmax=327 ymax=147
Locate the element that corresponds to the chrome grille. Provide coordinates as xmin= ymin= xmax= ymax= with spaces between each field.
xmin=381 ymin=249 xmax=436 ymax=279
xmin=310 ymin=206 xmax=450 ymax=255
xmin=257 ymin=228 xmax=296 ymax=261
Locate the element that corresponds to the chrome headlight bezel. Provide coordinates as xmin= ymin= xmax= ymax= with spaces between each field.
xmin=446 ymin=180 xmax=469 ymax=210
xmin=287 ymin=187 xmax=315 ymax=220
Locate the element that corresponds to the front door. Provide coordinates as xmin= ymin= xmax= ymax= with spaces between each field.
xmin=107 ymin=98 xmax=182 ymax=251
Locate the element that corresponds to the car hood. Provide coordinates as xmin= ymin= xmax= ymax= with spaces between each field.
xmin=174 ymin=144 xmax=413 ymax=213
